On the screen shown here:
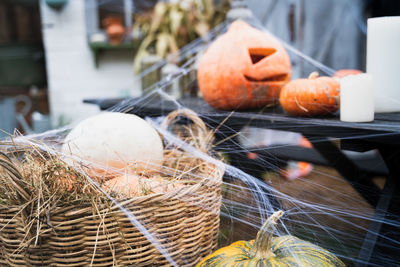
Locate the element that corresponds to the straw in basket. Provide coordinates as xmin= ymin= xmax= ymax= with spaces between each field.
xmin=0 ymin=109 xmax=224 ymax=266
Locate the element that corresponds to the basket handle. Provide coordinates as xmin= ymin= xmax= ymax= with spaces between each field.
xmin=0 ymin=152 xmax=31 ymax=203
xmin=160 ymin=108 xmax=212 ymax=152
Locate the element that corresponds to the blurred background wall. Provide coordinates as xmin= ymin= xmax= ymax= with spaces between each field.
xmin=1 ymin=0 xmax=399 ymax=134
xmin=38 ymin=0 xmax=374 ymax=127
xmin=246 ymin=0 xmax=367 ymax=77
xmin=39 ymin=0 xmax=140 ymax=127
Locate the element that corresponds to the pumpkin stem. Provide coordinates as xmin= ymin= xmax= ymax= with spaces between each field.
xmin=308 ymin=72 xmax=319 ymax=79
xmin=295 ymin=97 xmax=309 ymax=113
xmin=333 ymin=95 xmax=340 ymax=106
xmin=250 ymin=210 xmax=284 ymax=260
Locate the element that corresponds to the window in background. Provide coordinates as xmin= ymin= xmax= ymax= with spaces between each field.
xmin=0 ymin=1 xmax=42 ymax=43
xmin=98 ymin=0 xmax=130 ymax=29
xmin=86 ymin=0 xmax=158 ymax=40
xmin=0 ymin=0 xmax=47 ymax=88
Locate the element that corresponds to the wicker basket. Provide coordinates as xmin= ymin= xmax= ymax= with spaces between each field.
xmin=0 ymin=109 xmax=223 ymax=266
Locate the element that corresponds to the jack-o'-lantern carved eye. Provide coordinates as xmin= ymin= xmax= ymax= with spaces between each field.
xmin=246 ymin=47 xmax=288 ymax=82
xmin=249 ymin=48 xmax=276 ymax=64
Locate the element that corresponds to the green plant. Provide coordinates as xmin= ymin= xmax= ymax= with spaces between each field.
xmin=133 ymin=0 xmax=229 ymax=72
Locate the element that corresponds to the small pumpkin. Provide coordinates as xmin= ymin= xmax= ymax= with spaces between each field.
xmin=198 ymin=20 xmax=292 ymax=110
xmin=197 ymin=211 xmax=345 ymax=267
xmin=279 ymin=72 xmax=340 ymax=116
xmin=104 ymin=174 xmax=184 ymax=197
xmin=333 ymin=69 xmax=362 ymax=78
xmin=103 ymin=16 xmax=125 ymax=45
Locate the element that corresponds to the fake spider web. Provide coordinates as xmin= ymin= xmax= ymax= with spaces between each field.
xmin=1 ymin=5 xmax=400 ymax=267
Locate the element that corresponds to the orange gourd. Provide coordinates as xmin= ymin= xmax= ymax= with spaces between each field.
xmin=103 ymin=17 xmax=125 ymax=45
xmin=104 ymin=174 xmax=184 ymax=197
xmin=279 ymin=72 xmax=340 ymax=116
xmin=333 ymin=69 xmax=362 ymax=78
xmin=198 ymin=20 xmax=292 ymax=110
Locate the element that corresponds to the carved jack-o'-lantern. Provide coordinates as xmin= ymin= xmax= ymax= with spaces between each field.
xmin=197 ymin=20 xmax=292 ymax=110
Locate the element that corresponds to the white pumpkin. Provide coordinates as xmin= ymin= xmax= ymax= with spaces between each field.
xmin=62 ymin=112 xmax=164 ymax=177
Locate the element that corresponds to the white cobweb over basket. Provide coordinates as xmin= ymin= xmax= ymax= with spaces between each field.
xmin=1 ymin=10 xmax=400 ymax=267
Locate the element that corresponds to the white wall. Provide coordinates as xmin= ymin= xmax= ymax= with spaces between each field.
xmin=40 ymin=0 xmax=141 ymax=127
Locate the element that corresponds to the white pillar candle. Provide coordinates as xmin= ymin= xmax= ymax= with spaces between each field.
xmin=367 ymin=16 xmax=400 ymax=113
xmin=340 ymin=74 xmax=374 ymax=122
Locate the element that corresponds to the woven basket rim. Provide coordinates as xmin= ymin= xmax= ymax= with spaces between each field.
xmin=0 ymin=109 xmax=224 ymax=267
xmin=0 ymin=108 xmax=224 ymax=207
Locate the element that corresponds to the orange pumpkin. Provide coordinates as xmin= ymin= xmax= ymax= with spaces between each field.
xmin=103 ymin=17 xmax=125 ymax=45
xmin=279 ymin=72 xmax=340 ymax=116
xmin=333 ymin=69 xmax=362 ymax=78
xmin=198 ymin=20 xmax=292 ymax=110
xmin=103 ymin=174 xmax=184 ymax=197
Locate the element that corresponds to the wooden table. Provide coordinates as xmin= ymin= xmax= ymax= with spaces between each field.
xmin=85 ymin=96 xmax=400 ymax=266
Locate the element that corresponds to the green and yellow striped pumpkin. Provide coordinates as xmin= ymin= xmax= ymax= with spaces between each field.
xmin=197 ymin=211 xmax=345 ymax=267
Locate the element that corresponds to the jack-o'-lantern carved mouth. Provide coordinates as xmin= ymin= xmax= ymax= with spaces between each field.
xmin=244 ymin=73 xmax=288 ymax=82
xmin=245 ymin=48 xmax=289 ymax=82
